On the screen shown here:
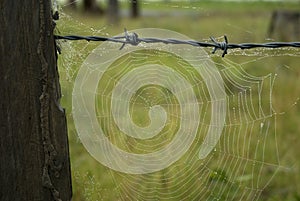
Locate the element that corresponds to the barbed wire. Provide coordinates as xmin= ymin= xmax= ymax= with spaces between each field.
xmin=54 ymin=29 xmax=300 ymax=57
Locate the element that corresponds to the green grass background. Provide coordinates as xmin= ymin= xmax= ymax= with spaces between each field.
xmin=57 ymin=1 xmax=300 ymax=200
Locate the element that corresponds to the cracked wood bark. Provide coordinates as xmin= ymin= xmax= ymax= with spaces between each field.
xmin=0 ymin=0 xmax=72 ymax=200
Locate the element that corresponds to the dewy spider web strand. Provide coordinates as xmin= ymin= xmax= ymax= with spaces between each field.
xmin=55 ymin=29 xmax=300 ymax=57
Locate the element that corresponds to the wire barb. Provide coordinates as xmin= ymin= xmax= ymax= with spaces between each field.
xmin=54 ymin=29 xmax=300 ymax=57
xmin=210 ymin=36 xmax=228 ymax=57
xmin=119 ymin=28 xmax=140 ymax=50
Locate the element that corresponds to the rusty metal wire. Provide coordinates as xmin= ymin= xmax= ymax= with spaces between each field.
xmin=54 ymin=29 xmax=300 ymax=57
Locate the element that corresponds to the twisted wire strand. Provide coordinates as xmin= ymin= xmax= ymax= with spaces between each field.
xmin=54 ymin=29 xmax=300 ymax=57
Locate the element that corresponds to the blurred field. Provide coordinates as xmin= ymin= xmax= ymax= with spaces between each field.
xmin=57 ymin=1 xmax=300 ymax=200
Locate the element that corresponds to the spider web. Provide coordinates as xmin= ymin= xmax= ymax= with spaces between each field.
xmin=56 ymin=1 xmax=300 ymax=200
